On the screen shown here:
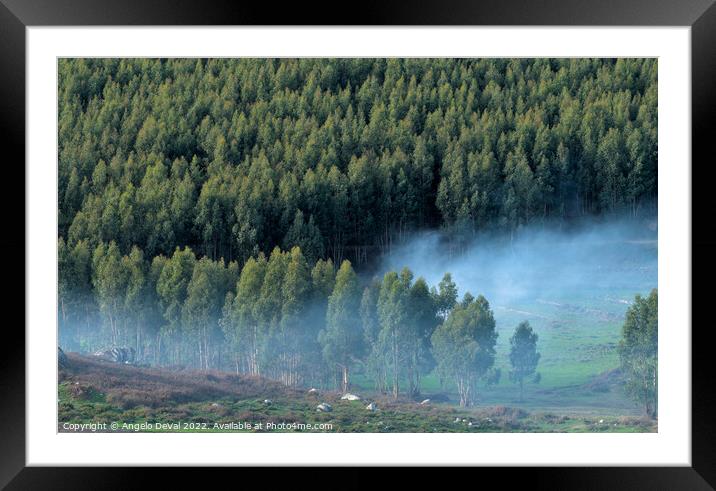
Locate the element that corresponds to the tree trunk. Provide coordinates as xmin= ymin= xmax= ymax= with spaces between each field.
xmin=392 ymin=332 xmax=399 ymax=399
xmin=342 ymin=365 xmax=349 ymax=394
xmin=136 ymin=324 xmax=141 ymax=362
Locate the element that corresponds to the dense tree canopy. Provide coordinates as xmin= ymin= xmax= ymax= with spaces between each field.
xmin=60 ymin=58 xmax=657 ymax=267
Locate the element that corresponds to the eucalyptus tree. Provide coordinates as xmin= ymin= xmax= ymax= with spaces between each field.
xmin=155 ymin=246 xmax=196 ymax=364
xmin=91 ymin=241 xmax=128 ymax=347
xmin=320 ymin=260 xmax=362 ymax=392
xmin=280 ymin=247 xmax=312 ymax=386
xmin=223 ymin=254 xmax=267 ymax=375
xmin=618 ymin=289 xmax=658 ymax=418
xmin=431 ymin=294 xmax=498 ymax=406
xmin=376 ymin=269 xmax=412 ymax=399
xmin=360 ymin=279 xmax=384 ymax=392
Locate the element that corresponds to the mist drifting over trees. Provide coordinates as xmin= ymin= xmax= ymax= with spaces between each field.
xmin=58 ymin=58 xmax=658 ymax=409
xmin=379 ymin=217 xmax=658 ymax=307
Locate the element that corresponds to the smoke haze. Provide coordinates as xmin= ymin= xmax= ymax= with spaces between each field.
xmin=380 ymin=217 xmax=658 ymax=312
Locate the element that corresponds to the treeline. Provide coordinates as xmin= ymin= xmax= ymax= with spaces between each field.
xmin=60 ymin=240 xmax=512 ymax=405
xmin=59 ymin=58 xmax=657 ymax=268
xmin=618 ymin=289 xmax=657 ymax=417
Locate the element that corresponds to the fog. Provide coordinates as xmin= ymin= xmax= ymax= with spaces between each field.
xmin=380 ymin=217 xmax=658 ymax=309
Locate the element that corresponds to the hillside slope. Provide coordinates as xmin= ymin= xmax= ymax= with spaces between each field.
xmin=58 ymin=353 xmax=655 ymax=433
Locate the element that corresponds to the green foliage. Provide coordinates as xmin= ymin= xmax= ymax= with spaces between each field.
xmin=431 ymin=294 xmax=498 ymax=406
xmin=283 ymin=210 xmax=324 ymax=265
xmin=156 ymin=247 xmax=196 ymax=334
xmin=223 ymin=253 xmax=267 ymax=374
xmin=59 ymin=58 xmax=657 ymax=265
xmin=91 ymin=241 xmax=128 ymax=345
xmin=320 ymin=260 xmax=362 ymax=392
xmin=183 ymin=256 xmax=235 ymax=369
xmin=618 ymin=289 xmax=658 ymax=417
xmin=56 ymin=58 xmax=658 ymax=402
xmin=376 ymin=270 xmax=411 ymax=398
xmin=434 ymin=272 xmax=458 ymax=320
xmin=508 ymin=321 xmax=541 ymax=401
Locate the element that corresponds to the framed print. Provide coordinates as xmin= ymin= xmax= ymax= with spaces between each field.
xmin=3 ymin=0 xmax=715 ymax=487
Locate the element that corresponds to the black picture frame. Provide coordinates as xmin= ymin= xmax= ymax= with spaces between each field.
xmin=2 ymin=0 xmax=714 ymax=488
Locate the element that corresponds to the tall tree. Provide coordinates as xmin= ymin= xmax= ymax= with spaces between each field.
xmin=122 ymin=246 xmax=147 ymax=359
xmin=376 ymin=269 xmax=411 ymax=399
xmin=406 ymin=277 xmax=438 ymax=397
xmin=618 ymin=289 xmax=658 ymax=418
xmin=434 ymin=272 xmax=458 ymax=320
xmin=183 ymin=257 xmax=232 ymax=370
xmin=225 ymin=253 xmax=267 ymax=375
xmin=431 ymin=293 xmax=498 ymax=406
xmin=280 ymin=246 xmax=312 ymax=386
xmin=508 ymin=321 xmax=541 ymax=402
xmin=319 ymin=260 xmax=362 ymax=392
xmin=155 ymin=246 xmax=196 ymax=363
xmin=91 ymin=241 xmax=128 ymax=346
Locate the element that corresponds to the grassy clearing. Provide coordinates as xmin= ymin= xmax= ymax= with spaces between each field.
xmin=347 ymin=285 xmax=652 ymax=417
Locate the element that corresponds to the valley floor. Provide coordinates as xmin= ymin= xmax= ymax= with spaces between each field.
xmin=58 ymin=353 xmax=656 ymax=433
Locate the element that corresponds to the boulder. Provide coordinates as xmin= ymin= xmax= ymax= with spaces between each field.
xmin=308 ymin=388 xmax=319 ymax=394
xmin=93 ymin=346 xmax=136 ymax=364
xmin=365 ymin=402 xmax=377 ymax=411
xmin=263 ymin=399 xmax=272 ymax=405
xmin=316 ymin=403 xmax=332 ymax=412
xmin=341 ymin=393 xmax=361 ymax=401
xmin=419 ymin=399 xmax=431 ymax=405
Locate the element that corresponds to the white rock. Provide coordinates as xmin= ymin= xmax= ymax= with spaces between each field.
xmin=468 ymin=421 xmax=473 ymax=426
xmin=263 ymin=399 xmax=272 ymax=405
xmin=341 ymin=393 xmax=361 ymax=401
xmin=211 ymin=402 xmax=221 ymax=407
xmin=308 ymin=388 xmax=319 ymax=394
xmin=420 ymin=399 xmax=431 ymax=405
xmin=599 ymin=419 xmax=604 ymax=424
xmin=316 ymin=403 xmax=332 ymax=412
xmin=365 ymin=402 xmax=377 ymax=411
xmin=454 ymin=417 xmax=461 ymax=423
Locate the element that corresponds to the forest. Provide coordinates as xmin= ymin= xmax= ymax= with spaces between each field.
xmin=58 ymin=58 xmax=658 ymax=407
